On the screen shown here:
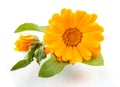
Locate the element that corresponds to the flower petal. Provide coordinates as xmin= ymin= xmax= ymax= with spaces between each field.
xmin=55 ymin=44 xmax=66 ymax=57
xmin=77 ymin=14 xmax=97 ymax=29
xmin=49 ymin=13 xmax=61 ymax=25
xmin=50 ymin=22 xmax=65 ymax=34
xmin=44 ymin=27 xmax=62 ymax=44
xmin=81 ymin=23 xmax=104 ymax=33
xmin=83 ymin=31 xmax=104 ymax=41
xmin=65 ymin=46 xmax=73 ymax=61
xmin=73 ymin=46 xmax=83 ymax=62
xmin=51 ymin=38 xmax=65 ymax=50
xmin=77 ymin=43 xmax=92 ymax=61
xmin=62 ymin=47 xmax=68 ymax=62
xmin=44 ymin=34 xmax=60 ymax=44
xmin=82 ymin=36 xmax=100 ymax=48
xmin=82 ymin=43 xmax=101 ymax=58
xmin=61 ymin=8 xmax=73 ymax=29
xmin=72 ymin=11 xmax=86 ymax=28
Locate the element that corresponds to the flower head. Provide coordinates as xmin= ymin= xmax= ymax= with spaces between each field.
xmin=14 ymin=34 xmax=37 ymax=52
xmin=44 ymin=8 xmax=104 ymax=64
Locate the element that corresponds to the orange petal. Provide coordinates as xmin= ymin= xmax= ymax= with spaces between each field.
xmin=61 ymin=8 xmax=73 ymax=29
xmin=44 ymin=33 xmax=60 ymax=44
xmin=81 ymin=23 xmax=104 ymax=33
xmin=62 ymin=48 xmax=68 ymax=62
xmin=49 ymin=13 xmax=61 ymax=24
xmin=44 ymin=27 xmax=62 ymax=44
xmin=83 ymin=31 xmax=104 ymax=41
xmin=51 ymin=38 xmax=65 ymax=50
xmin=77 ymin=13 xmax=89 ymax=29
xmin=45 ymin=27 xmax=61 ymax=36
xmin=81 ymin=37 xmax=100 ymax=48
xmin=72 ymin=11 xmax=86 ymax=28
xmin=73 ymin=46 xmax=83 ymax=62
xmin=82 ymin=43 xmax=101 ymax=58
xmin=77 ymin=43 xmax=92 ymax=61
xmin=55 ymin=44 xmax=66 ymax=57
xmin=77 ymin=14 xmax=97 ymax=29
xmin=65 ymin=46 xmax=73 ymax=61
xmin=51 ymin=22 xmax=65 ymax=34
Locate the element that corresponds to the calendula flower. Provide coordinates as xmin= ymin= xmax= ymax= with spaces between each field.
xmin=44 ymin=8 xmax=104 ymax=64
xmin=15 ymin=34 xmax=37 ymax=52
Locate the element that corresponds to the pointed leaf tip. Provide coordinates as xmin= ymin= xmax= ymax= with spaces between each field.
xmin=11 ymin=59 xmax=30 ymax=71
xmin=14 ymin=23 xmax=48 ymax=33
xmin=39 ymin=54 xmax=69 ymax=77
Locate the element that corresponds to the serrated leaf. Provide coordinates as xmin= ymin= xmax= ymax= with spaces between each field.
xmin=34 ymin=48 xmax=46 ymax=64
xmin=39 ymin=54 xmax=69 ymax=77
xmin=11 ymin=59 xmax=30 ymax=71
xmin=82 ymin=53 xmax=104 ymax=66
xmin=14 ymin=23 xmax=47 ymax=33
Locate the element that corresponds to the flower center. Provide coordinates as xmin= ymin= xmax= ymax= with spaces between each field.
xmin=62 ymin=28 xmax=82 ymax=46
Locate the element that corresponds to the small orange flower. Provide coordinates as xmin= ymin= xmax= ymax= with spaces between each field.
xmin=44 ymin=8 xmax=104 ymax=64
xmin=14 ymin=34 xmax=37 ymax=52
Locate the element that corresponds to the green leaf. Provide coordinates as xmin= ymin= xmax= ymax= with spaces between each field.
xmin=11 ymin=59 xmax=30 ymax=71
xmin=34 ymin=48 xmax=46 ymax=64
xmin=82 ymin=53 xmax=104 ymax=66
xmin=39 ymin=54 xmax=69 ymax=77
xmin=14 ymin=23 xmax=47 ymax=33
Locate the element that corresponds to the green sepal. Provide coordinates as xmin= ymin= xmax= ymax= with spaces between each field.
xmin=14 ymin=23 xmax=48 ymax=33
xmin=26 ymin=43 xmax=42 ymax=62
xmin=34 ymin=48 xmax=46 ymax=64
xmin=39 ymin=54 xmax=69 ymax=78
xmin=82 ymin=52 xmax=104 ymax=66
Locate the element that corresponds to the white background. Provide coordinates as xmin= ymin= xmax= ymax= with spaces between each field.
xmin=0 ymin=0 xmax=120 ymax=87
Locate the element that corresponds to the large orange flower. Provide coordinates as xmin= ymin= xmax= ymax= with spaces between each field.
xmin=15 ymin=34 xmax=37 ymax=52
xmin=44 ymin=8 xmax=104 ymax=64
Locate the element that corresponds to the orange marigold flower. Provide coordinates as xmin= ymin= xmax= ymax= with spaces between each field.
xmin=14 ymin=34 xmax=37 ymax=52
xmin=44 ymin=8 xmax=104 ymax=64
